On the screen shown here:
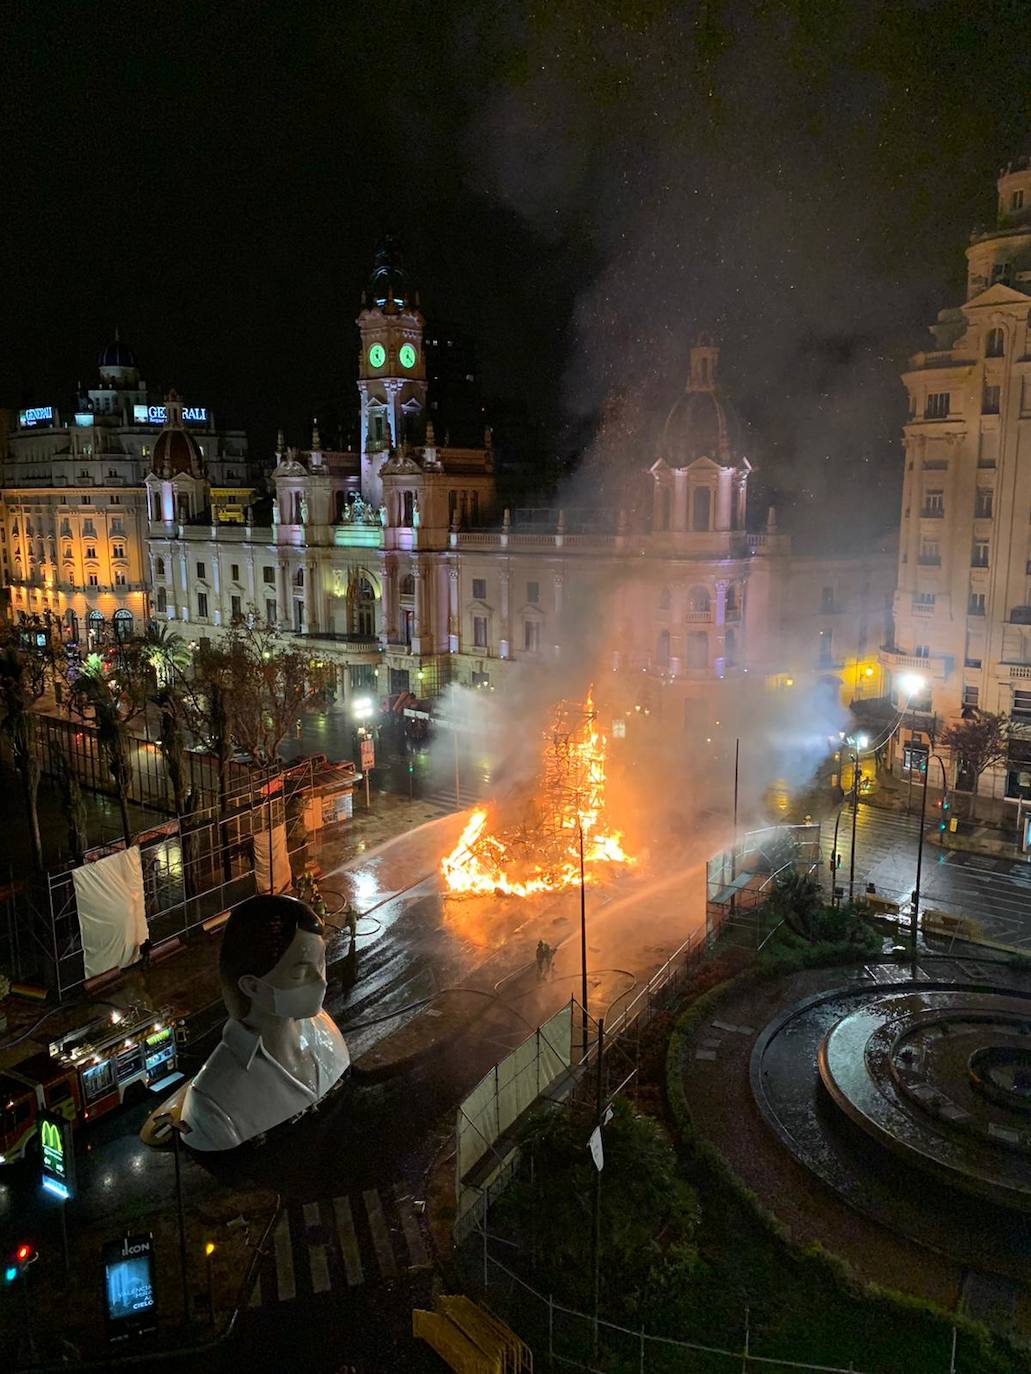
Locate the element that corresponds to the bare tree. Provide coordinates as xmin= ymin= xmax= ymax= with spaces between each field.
xmin=222 ymin=622 xmax=330 ymax=765
xmin=940 ymin=709 xmax=1010 ymax=819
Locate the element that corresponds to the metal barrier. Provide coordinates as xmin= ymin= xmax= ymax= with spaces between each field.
xmin=16 ymin=758 xmax=353 ymax=999
xmin=479 ymin=1247 xmax=963 ymax=1374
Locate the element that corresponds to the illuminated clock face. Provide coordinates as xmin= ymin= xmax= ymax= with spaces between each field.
xmin=399 ymin=343 xmax=417 ymax=370
xmin=368 ymin=343 xmax=386 ymax=368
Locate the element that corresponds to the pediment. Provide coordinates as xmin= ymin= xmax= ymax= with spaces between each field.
xmin=963 ymin=281 xmax=1031 ymax=310
xmin=380 ymin=451 xmax=422 ymax=475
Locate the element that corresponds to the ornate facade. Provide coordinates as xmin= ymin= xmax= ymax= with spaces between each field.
xmin=146 ymin=244 xmax=893 ymax=725
xmin=1 ymin=337 xmax=260 ymax=646
xmin=884 ymin=154 xmax=1031 ymax=802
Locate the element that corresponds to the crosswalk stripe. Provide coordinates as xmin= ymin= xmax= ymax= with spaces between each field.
xmin=394 ymin=1183 xmax=429 ymax=1269
xmin=273 ymin=1212 xmax=296 ymax=1301
xmin=333 ymin=1195 xmax=364 ymax=1287
xmin=304 ymin=1201 xmax=332 ymax=1294
xmin=363 ymin=1187 xmax=398 ymax=1279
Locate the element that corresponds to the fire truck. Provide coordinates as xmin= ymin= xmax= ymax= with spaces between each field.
xmin=0 ymin=1005 xmax=181 ymax=1166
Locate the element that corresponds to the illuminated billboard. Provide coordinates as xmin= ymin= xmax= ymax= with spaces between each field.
xmin=132 ymin=403 xmax=209 ymax=425
xmin=103 ymin=1233 xmax=157 ymax=1339
xmin=19 ymin=405 xmax=56 ymax=428
xmin=39 ymin=1110 xmax=75 ymax=1200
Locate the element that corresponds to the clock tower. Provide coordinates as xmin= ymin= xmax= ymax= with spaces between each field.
xmin=357 ymin=237 xmax=427 ymax=507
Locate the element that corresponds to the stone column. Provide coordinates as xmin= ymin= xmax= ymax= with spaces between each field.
xmin=448 ymin=565 xmax=460 ymax=653
xmin=277 ymin=559 xmax=288 ymax=628
xmin=552 ymin=568 xmax=564 ymax=656
xmin=714 ymin=578 xmax=728 ymax=676
xmin=499 ymin=565 xmax=511 ymax=660
xmin=382 ymin=556 xmax=397 ymax=645
xmin=411 ymin=562 xmax=424 ymax=655
xmin=304 ymin=559 xmax=316 ymax=632
xmin=716 ymin=469 xmax=733 ymax=531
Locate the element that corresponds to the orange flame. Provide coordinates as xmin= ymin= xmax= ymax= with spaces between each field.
xmin=440 ymin=691 xmax=633 ymax=897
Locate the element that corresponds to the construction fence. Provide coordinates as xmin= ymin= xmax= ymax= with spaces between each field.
xmin=10 ymin=756 xmax=356 ymax=998
xmin=706 ymin=822 xmax=821 ymax=945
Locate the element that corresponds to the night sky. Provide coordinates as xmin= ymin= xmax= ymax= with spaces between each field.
xmin=2 ymin=1 xmax=1030 ymax=547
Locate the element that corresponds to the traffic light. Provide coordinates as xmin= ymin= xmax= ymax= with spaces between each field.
xmin=940 ymin=795 xmax=951 ymax=832
xmin=4 ymin=1242 xmax=37 ymax=1282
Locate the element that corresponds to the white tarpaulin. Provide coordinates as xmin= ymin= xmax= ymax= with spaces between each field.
xmin=253 ymin=822 xmax=291 ymax=894
xmin=73 ymin=845 xmax=149 ymax=980
xmin=457 ymin=1002 xmax=572 ymax=1184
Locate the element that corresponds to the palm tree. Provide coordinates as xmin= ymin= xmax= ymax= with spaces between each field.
xmin=74 ymin=666 xmax=134 ymax=847
xmin=154 ymin=688 xmax=190 ymax=816
xmin=55 ymin=744 xmax=88 ymax=865
xmin=0 ymin=646 xmax=44 ymax=870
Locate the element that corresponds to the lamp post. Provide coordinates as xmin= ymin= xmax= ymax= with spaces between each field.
xmin=846 ymin=732 xmax=869 ymax=904
xmin=578 ymin=815 xmax=589 ymax=1055
xmin=910 ymin=749 xmax=948 ymax=982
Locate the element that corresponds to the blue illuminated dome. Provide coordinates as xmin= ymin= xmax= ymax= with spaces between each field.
xmin=97 ymin=330 xmax=136 ymax=370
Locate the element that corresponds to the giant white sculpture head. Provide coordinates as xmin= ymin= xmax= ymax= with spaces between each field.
xmin=180 ymin=893 xmax=350 ymax=1151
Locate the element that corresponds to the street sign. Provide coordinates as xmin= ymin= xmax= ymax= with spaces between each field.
xmin=360 ymin=737 xmax=375 ymax=771
xmin=103 ymin=1233 xmax=157 ymax=1340
xmin=39 ymin=1110 xmax=75 ymax=1201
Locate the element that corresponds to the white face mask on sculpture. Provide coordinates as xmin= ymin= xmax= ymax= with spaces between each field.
xmin=247 ymin=975 xmax=327 ymax=1021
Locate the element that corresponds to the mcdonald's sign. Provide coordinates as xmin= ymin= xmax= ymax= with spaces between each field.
xmin=39 ymin=1110 xmax=75 ymax=1201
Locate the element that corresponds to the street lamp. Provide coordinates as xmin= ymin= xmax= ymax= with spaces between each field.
xmin=898 ymin=673 xmax=928 ymax=814
xmin=910 ymin=748 xmax=949 ymax=981
xmin=842 ymin=731 xmax=869 ymax=904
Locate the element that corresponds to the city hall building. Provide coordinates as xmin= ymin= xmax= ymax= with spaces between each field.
xmin=144 ymin=244 xmax=894 ymax=727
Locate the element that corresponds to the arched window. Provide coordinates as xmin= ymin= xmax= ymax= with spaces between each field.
xmin=155 ymin=556 xmax=165 ymax=577
xmin=656 ymin=629 xmax=671 ymax=669
xmin=87 ymin=609 xmax=105 ymax=647
xmin=156 ymin=587 xmax=167 ymax=614
xmin=350 ymin=577 xmax=376 ymax=638
xmin=687 ymin=585 xmax=711 ymax=616
xmin=657 ymin=487 xmax=672 ymax=531
xmin=400 ymin=574 xmax=415 ymax=598
xmin=113 ymin=609 xmax=134 ymax=642
xmin=986 ymin=327 xmax=1005 ymax=358
xmin=686 ymin=631 xmax=708 ymax=669
xmin=692 ymin=486 xmax=711 ymax=532
xmin=65 ymin=609 xmax=79 ymax=642
xmin=658 ymin=586 xmax=671 ymax=611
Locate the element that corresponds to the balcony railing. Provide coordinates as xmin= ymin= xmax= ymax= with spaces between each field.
xmin=917 ymin=554 xmax=942 ymax=566
xmin=1010 ymin=606 xmax=1031 ymax=625
xmin=920 ymin=508 xmax=944 ymax=518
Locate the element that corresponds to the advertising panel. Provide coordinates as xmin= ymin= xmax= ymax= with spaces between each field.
xmin=132 ymin=403 xmax=209 ymax=425
xmin=19 ymin=405 xmax=56 ymax=428
xmin=103 ymin=1233 xmax=157 ymax=1339
xmin=38 ymin=1109 xmax=75 ymax=1201
xmin=360 ymin=736 xmax=375 ymax=771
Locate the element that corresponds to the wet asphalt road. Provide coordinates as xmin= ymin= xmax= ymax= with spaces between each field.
xmin=822 ymin=803 xmax=1031 ymax=945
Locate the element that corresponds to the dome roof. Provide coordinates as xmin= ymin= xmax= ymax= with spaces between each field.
xmin=97 ymin=330 xmax=136 ymax=370
xmin=151 ymin=393 xmax=206 ymax=480
xmin=659 ymin=342 xmax=746 ymax=468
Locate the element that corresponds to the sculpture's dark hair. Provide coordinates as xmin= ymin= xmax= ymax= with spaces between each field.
xmin=219 ymin=894 xmax=324 ymax=1021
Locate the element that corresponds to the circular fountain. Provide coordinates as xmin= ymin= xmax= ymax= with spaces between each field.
xmin=749 ymin=971 xmax=1031 ymax=1269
